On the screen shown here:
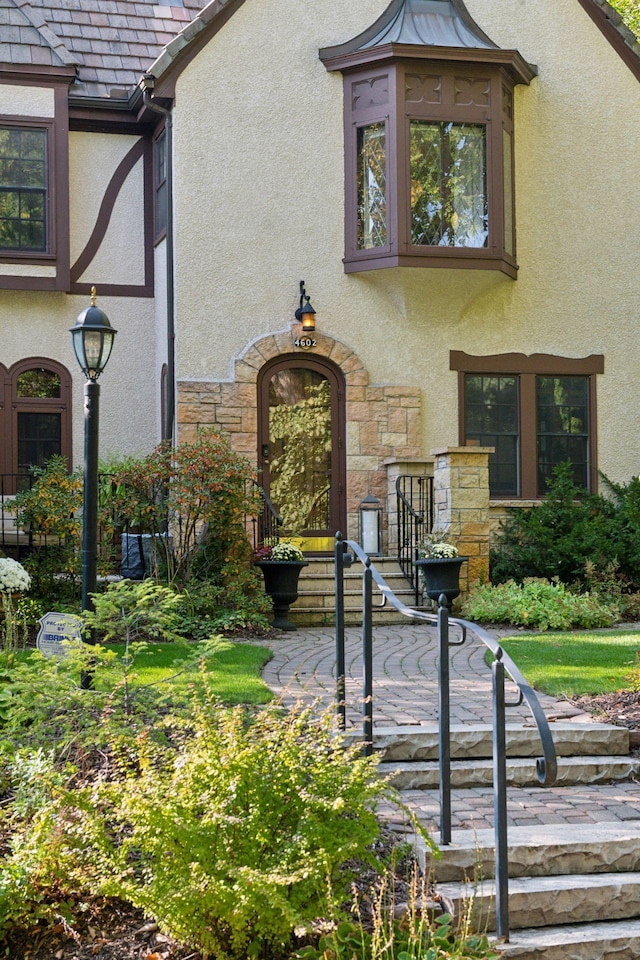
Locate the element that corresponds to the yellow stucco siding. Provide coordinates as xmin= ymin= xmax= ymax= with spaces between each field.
xmin=171 ymin=0 xmax=640 ymax=485
xmin=69 ymin=132 xmax=146 ymax=282
xmin=0 ymin=84 xmax=55 ymax=118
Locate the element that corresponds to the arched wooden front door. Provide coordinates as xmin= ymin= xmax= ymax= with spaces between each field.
xmin=258 ymin=355 xmax=346 ymax=552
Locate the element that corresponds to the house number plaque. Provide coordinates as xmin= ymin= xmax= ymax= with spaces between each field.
xmin=294 ymin=337 xmax=316 ymax=349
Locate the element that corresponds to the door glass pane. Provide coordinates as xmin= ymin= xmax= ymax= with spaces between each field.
xmin=410 ymin=121 xmax=487 ymax=247
xmin=357 ymin=122 xmax=387 ymax=249
xmin=465 ymin=374 xmax=519 ymax=496
xmin=537 ymin=376 xmax=589 ymax=494
xmin=268 ymin=369 xmax=332 ymax=532
xmin=17 ymin=411 xmax=61 ymax=473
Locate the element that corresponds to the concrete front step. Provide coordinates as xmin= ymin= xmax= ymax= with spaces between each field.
xmin=417 ymin=822 xmax=640 ymax=882
xmin=438 ymin=871 xmax=640 ymax=932
xmin=291 ymin=556 xmax=422 ymax=625
xmin=386 ymin=754 xmax=640 ymax=789
xmin=496 ymin=918 xmax=640 ymax=960
xmin=372 ymin=722 xmax=630 ymax=762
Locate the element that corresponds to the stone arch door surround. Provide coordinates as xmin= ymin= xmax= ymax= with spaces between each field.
xmin=177 ymin=326 xmax=421 ymax=549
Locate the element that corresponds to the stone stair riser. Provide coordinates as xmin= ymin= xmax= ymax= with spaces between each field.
xmin=387 ymin=755 xmax=640 ymax=789
xmin=371 ymin=723 xmax=630 ymax=761
xmin=495 ymin=918 xmax=640 ymax=959
xmin=415 ymin=824 xmax=640 ymax=882
xmin=437 ymin=873 xmax=640 ymax=932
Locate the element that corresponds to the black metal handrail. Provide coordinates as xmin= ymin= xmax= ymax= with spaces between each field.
xmin=246 ymin=480 xmax=283 ymax=549
xmin=396 ymin=474 xmax=434 ymax=604
xmin=334 ymin=533 xmax=557 ymax=942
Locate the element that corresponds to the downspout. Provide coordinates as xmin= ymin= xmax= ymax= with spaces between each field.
xmin=142 ymin=74 xmax=175 ymax=445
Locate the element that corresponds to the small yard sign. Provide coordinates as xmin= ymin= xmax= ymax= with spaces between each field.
xmin=36 ymin=612 xmax=83 ymax=658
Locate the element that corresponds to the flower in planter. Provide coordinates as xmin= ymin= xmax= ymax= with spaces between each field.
xmin=0 ymin=558 xmax=31 ymax=594
xmin=417 ymin=532 xmax=459 ymax=560
xmin=255 ymin=539 xmax=305 ymax=563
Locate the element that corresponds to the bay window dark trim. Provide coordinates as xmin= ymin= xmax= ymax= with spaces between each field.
xmin=324 ymin=46 xmax=534 ymax=277
xmin=450 ymin=351 xmax=604 ymax=498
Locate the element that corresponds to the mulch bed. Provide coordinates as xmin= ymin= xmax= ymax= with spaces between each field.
xmin=572 ymin=689 xmax=640 ymax=747
xmin=3 ymin=902 xmax=205 ymax=960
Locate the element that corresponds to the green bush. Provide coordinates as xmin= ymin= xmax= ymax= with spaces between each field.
xmin=0 ymin=697 xmax=411 ymax=958
xmin=461 ymin=578 xmax=616 ymax=631
xmin=490 ymin=463 xmax=614 ymax=587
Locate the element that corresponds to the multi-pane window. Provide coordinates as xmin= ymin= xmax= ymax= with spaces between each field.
xmin=0 ymin=361 xmax=71 ymax=492
xmin=154 ymin=128 xmax=167 ymax=241
xmin=0 ymin=126 xmax=47 ymax=251
xmin=410 ymin=121 xmax=487 ymax=248
xmin=464 ymin=375 xmax=519 ymax=496
xmin=537 ymin=376 xmax=589 ymax=493
xmin=357 ymin=123 xmax=387 ymax=249
xmin=452 ymin=352 xmax=603 ymax=499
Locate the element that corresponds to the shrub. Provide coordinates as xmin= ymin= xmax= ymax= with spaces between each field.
xmin=490 ymin=463 xmax=614 ymax=587
xmin=109 ymin=430 xmax=261 ymax=586
xmin=461 ymin=578 xmax=616 ymax=631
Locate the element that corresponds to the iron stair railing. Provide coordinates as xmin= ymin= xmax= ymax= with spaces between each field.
xmin=396 ymin=474 xmax=434 ymax=604
xmin=247 ymin=480 xmax=283 ymax=549
xmin=334 ymin=533 xmax=557 ymax=943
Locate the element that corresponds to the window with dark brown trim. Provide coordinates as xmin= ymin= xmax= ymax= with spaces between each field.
xmin=0 ymin=358 xmax=72 ymax=492
xmin=0 ymin=124 xmax=49 ymax=252
xmin=322 ymin=52 xmax=535 ymax=277
xmin=154 ymin=127 xmax=167 ymax=243
xmin=451 ymin=352 xmax=604 ymax=498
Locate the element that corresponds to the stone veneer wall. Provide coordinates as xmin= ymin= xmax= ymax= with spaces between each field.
xmin=431 ymin=446 xmax=492 ymax=591
xmin=177 ymin=324 xmax=421 ymax=549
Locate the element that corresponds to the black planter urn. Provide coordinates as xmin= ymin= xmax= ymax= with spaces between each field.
xmin=255 ymin=560 xmax=308 ymax=631
xmin=414 ymin=557 xmax=467 ymax=606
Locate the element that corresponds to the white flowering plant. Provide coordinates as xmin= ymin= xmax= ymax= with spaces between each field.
xmin=255 ymin=539 xmax=305 ymax=562
xmin=417 ymin=532 xmax=459 ymax=560
xmin=0 ymin=557 xmax=31 ymax=594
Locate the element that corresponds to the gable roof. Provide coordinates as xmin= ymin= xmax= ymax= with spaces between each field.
xmin=1 ymin=0 xmax=639 ymax=104
xmin=3 ymin=0 xmax=208 ymax=99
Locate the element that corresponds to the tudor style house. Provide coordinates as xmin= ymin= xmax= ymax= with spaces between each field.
xmin=1 ymin=0 xmax=639 ymax=580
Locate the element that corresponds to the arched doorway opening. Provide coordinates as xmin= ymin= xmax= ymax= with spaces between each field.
xmin=257 ymin=354 xmax=346 ymax=552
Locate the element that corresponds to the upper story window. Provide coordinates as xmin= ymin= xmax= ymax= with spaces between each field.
xmin=320 ymin=0 xmax=535 ymax=277
xmin=0 ymin=125 xmax=47 ymax=252
xmin=451 ymin=351 xmax=604 ymax=499
xmin=154 ymin=127 xmax=167 ymax=242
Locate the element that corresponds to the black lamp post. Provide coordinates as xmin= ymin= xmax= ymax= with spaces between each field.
xmin=70 ymin=286 xmax=117 ymax=620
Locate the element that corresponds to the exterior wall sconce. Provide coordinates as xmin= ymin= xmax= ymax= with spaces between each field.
xmin=294 ymin=280 xmax=316 ymax=333
xmin=359 ymin=493 xmax=383 ymax=556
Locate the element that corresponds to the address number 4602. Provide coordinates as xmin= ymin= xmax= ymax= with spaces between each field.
xmin=294 ymin=337 xmax=317 ymax=349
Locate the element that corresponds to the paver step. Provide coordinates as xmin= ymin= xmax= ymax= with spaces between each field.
xmin=495 ymin=917 xmax=640 ymax=959
xmin=386 ymin=755 xmax=640 ymax=789
xmin=416 ymin=822 xmax=640 ymax=882
xmin=438 ymin=871 xmax=640 ymax=932
xmin=371 ymin=722 xmax=630 ymax=761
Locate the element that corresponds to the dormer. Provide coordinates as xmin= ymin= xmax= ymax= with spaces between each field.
xmin=320 ymin=0 xmax=537 ymax=278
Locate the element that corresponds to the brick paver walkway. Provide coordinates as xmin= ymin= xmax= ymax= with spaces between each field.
xmin=261 ymin=621 xmax=640 ymax=834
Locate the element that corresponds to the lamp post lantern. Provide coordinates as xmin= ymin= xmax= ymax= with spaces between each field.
xmin=70 ymin=286 xmax=117 ymax=620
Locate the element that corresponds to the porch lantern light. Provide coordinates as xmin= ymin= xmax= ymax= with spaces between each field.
xmin=359 ymin=493 xmax=383 ymax=556
xmin=70 ymin=286 xmax=117 ymax=380
xmin=69 ymin=286 xmax=117 ymax=632
xmin=294 ymin=280 xmax=316 ymax=333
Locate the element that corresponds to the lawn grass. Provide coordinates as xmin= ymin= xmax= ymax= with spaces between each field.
xmin=110 ymin=640 xmax=275 ymax=704
xmin=11 ymin=639 xmax=275 ymax=706
xmin=497 ymin=630 xmax=640 ymax=697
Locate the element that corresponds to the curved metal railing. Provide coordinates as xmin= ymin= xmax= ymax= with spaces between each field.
xmin=395 ymin=474 xmax=434 ymax=603
xmin=335 ymin=534 xmax=558 ymax=942
xmin=337 ymin=534 xmax=557 ymax=786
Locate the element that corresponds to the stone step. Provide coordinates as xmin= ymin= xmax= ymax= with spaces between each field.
xmin=495 ymin=918 xmax=640 ymax=959
xmin=416 ymin=822 xmax=640 ymax=882
xmin=386 ymin=754 xmax=640 ymax=789
xmin=372 ymin=722 xmax=630 ymax=761
xmin=438 ymin=871 xmax=640 ymax=932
